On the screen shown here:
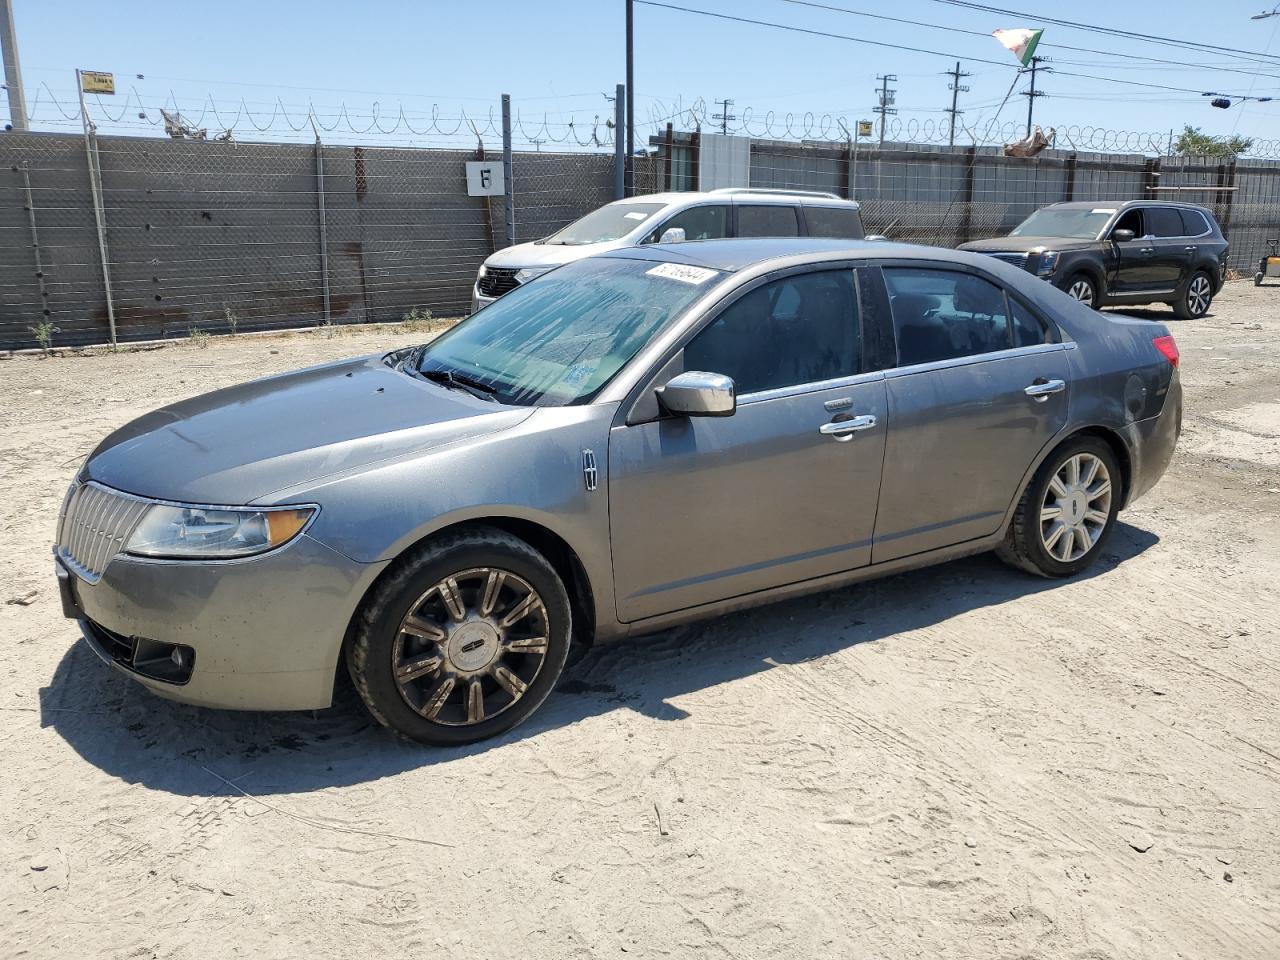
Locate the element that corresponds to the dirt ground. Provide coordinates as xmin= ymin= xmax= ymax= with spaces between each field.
xmin=2 ymin=287 xmax=1279 ymax=960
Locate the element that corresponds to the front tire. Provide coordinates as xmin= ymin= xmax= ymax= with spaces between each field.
xmin=1064 ymin=272 xmax=1100 ymax=309
xmin=1175 ymin=270 xmax=1213 ymax=319
xmin=348 ymin=526 xmax=572 ymax=746
xmin=997 ymin=437 xmax=1122 ymax=578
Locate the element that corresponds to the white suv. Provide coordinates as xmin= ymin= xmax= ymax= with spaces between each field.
xmin=471 ymin=188 xmax=866 ymax=312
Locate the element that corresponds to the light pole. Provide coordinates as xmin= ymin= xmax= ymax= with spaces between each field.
xmin=1251 ymin=4 xmax=1280 ymax=18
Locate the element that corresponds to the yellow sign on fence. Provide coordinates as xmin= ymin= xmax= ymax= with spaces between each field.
xmin=857 ymin=120 xmax=873 ymax=138
xmin=80 ymin=71 xmax=115 ymax=95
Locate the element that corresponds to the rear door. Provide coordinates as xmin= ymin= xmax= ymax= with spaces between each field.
xmin=734 ymin=203 xmax=802 ymax=239
xmin=803 ymin=204 xmax=865 ymax=239
xmin=870 ymin=263 xmax=1071 ymax=562
xmin=1144 ymin=206 xmax=1193 ymax=289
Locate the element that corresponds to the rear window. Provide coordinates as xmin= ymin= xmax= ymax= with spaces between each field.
xmin=1145 ymin=207 xmax=1185 ymax=238
xmin=738 ymin=205 xmax=800 ymax=238
xmin=1179 ymin=209 xmax=1210 ymax=236
xmin=805 ymin=206 xmax=864 ymax=239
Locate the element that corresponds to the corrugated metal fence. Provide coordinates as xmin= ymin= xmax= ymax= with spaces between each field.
xmin=3 ymin=129 xmax=1277 ymax=350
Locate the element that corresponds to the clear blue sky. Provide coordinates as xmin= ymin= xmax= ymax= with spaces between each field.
xmin=8 ymin=0 xmax=1280 ymax=150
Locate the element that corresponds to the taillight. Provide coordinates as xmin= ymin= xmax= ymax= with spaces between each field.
xmin=1153 ymin=334 xmax=1179 ymax=368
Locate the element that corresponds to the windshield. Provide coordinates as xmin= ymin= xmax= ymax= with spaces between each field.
xmin=543 ymin=202 xmax=666 ymax=245
xmin=414 ymin=257 xmax=721 ymax=406
xmin=1011 ymin=207 xmax=1115 ymax=240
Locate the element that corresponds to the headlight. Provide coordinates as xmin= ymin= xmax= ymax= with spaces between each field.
xmin=1036 ymin=251 xmax=1059 ymax=276
xmin=477 ymin=264 xmax=488 ymax=280
xmin=514 ymin=266 xmax=552 ymax=284
xmin=125 ymin=504 xmax=316 ymax=559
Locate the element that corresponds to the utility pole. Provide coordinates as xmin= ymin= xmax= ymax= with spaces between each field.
xmin=0 ymin=0 xmax=28 ymax=130
xmin=624 ymin=0 xmax=635 ymax=196
xmin=1021 ymin=56 xmax=1047 ymax=139
xmin=944 ymin=61 xmax=970 ymax=147
xmin=712 ymin=98 xmax=735 ymax=136
xmin=873 ymin=74 xmax=897 ymax=147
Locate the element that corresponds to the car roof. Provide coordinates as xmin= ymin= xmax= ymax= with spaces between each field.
xmin=611 ymin=190 xmax=859 ymax=209
xmin=1046 ymin=199 xmax=1214 ymax=213
xmin=602 ymin=237 xmax=923 ymax=272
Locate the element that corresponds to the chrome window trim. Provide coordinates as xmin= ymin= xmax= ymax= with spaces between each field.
xmin=885 ymin=341 xmax=1071 ymax=379
xmin=737 ymin=370 xmax=886 ymax=406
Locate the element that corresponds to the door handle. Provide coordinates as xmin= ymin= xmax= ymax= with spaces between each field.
xmin=1184 ymin=245 xmax=1198 ymax=252
xmin=1024 ymin=378 xmax=1066 ymax=402
xmin=819 ymin=414 xmax=877 ymax=441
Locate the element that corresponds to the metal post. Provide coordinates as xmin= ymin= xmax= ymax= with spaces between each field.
xmin=19 ymin=162 xmax=48 ymax=318
xmin=851 ymin=125 xmax=860 ymax=200
xmin=77 ymin=69 xmax=116 ymax=347
xmin=312 ymin=126 xmax=331 ymax=327
xmin=0 ymin=0 xmax=27 ymax=131
xmin=614 ymin=83 xmax=625 ymax=200
xmin=502 ymin=94 xmax=515 ymax=249
xmin=625 ymin=0 xmax=635 ymax=197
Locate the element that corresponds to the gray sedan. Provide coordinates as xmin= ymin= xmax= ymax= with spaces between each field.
xmin=54 ymin=239 xmax=1182 ymax=745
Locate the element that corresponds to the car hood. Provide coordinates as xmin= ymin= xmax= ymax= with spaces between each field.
xmin=84 ymin=354 xmax=532 ymax=505
xmin=959 ymin=235 xmax=1099 ymax=254
xmin=483 ymin=237 xmax=629 ymax=271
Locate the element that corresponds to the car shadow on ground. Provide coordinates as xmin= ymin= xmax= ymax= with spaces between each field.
xmin=39 ymin=522 xmax=1159 ymax=797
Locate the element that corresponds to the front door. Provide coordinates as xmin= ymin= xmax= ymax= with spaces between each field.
xmin=1108 ymin=207 xmax=1160 ymax=293
xmin=871 ymin=265 xmax=1071 ymax=561
xmin=608 ymin=267 xmax=887 ymax=622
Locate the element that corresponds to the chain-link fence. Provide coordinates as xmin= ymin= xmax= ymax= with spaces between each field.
xmin=2 ymin=124 xmax=1276 ymax=351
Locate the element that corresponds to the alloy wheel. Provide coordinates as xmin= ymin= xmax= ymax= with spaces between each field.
xmin=392 ymin=567 xmax=549 ymax=726
xmin=1187 ymin=274 xmax=1211 ymax=315
xmin=1068 ymin=278 xmax=1095 ymax=305
xmin=1039 ymin=453 xmax=1112 ymax=563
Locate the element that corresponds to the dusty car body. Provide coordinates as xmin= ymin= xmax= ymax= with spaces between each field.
xmin=56 ymin=238 xmax=1181 ymax=744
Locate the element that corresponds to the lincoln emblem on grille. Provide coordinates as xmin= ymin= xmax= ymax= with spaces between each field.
xmin=582 ymin=449 xmax=598 ymax=492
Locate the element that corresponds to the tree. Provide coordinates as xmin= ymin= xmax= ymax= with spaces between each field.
xmin=1173 ymin=125 xmax=1253 ymax=158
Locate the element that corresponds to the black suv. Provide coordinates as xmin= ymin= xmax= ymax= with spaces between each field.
xmin=959 ymin=200 xmax=1229 ymax=319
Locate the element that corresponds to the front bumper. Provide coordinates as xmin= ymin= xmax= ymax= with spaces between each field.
xmin=56 ymin=534 xmax=387 ymax=711
xmin=470 ymin=285 xmax=497 ymax=315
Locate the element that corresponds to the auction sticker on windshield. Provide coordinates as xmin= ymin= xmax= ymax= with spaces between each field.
xmin=646 ymin=263 xmax=718 ymax=285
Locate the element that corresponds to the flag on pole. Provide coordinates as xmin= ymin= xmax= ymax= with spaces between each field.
xmin=992 ymin=28 xmax=1044 ymax=66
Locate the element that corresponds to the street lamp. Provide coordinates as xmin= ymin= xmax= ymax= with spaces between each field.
xmin=1252 ymin=4 xmax=1280 ymax=18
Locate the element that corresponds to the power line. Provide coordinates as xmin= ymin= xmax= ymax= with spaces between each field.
xmin=634 ymin=1 xmax=1274 ymax=99
xmin=774 ymin=0 xmax=1280 ymax=83
xmin=925 ymin=0 xmax=1280 ymax=64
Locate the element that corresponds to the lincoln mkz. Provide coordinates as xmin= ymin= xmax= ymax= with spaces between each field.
xmin=55 ymin=238 xmax=1182 ymax=745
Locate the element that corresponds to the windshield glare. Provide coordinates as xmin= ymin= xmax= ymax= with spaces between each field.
xmin=415 ymin=258 xmax=720 ymax=407
xmin=1011 ymin=208 xmax=1115 ymax=240
xmin=544 ymin=202 xmax=666 ymax=245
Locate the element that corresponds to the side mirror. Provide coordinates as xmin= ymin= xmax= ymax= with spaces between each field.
xmin=659 ymin=227 xmax=687 ymax=244
xmin=1111 ymin=228 xmax=1136 ymax=243
xmin=864 ymin=234 xmax=889 ymax=242
xmin=657 ymin=371 xmax=736 ymax=418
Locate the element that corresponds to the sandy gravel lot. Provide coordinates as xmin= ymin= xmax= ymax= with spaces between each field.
xmin=2 ymin=289 xmax=1279 ymax=960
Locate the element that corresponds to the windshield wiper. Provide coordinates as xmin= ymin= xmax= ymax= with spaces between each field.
xmin=418 ymin=366 xmax=499 ymax=401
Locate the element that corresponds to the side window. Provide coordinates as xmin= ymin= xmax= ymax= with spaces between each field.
xmin=1112 ymin=208 xmax=1145 ymax=237
xmin=1146 ymin=207 xmax=1185 ymax=238
xmin=646 ymin=205 xmax=729 ymax=243
xmin=1179 ymin=208 xmax=1209 ymax=236
xmin=1010 ymin=297 xmax=1049 ymax=348
xmin=684 ymin=270 xmax=859 ymax=394
xmin=737 ymin=204 xmax=800 ymax=238
xmin=884 ymin=268 xmax=1012 ymax=366
xmin=805 ymin=206 xmax=862 ymax=239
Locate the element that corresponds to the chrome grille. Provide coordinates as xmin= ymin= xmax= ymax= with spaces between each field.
xmin=983 ymin=251 xmax=1031 ymax=269
xmin=56 ymin=482 xmax=151 ymax=582
xmin=476 ymin=267 xmax=520 ymax=298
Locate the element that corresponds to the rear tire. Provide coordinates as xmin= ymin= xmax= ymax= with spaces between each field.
xmin=1255 ymin=271 xmax=1265 ymax=287
xmin=348 ymin=526 xmax=572 ymax=746
xmin=997 ymin=436 xmax=1122 ymax=578
xmin=1175 ymin=270 xmax=1213 ymax=319
xmin=1064 ymin=273 xmax=1100 ymax=309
